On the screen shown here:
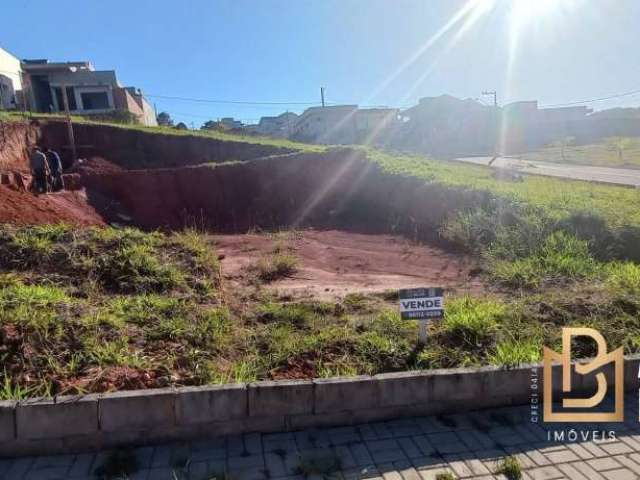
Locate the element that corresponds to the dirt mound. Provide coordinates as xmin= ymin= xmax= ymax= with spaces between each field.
xmin=0 ymin=184 xmax=105 ymax=226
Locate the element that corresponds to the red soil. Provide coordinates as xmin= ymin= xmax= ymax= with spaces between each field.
xmin=215 ymin=229 xmax=483 ymax=299
xmin=0 ymin=184 xmax=105 ymax=226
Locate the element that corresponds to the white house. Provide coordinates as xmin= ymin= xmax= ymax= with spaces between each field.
xmin=0 ymin=47 xmax=23 ymax=109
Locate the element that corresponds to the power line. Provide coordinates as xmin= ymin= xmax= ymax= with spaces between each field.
xmin=145 ymin=93 xmax=322 ymax=106
xmin=540 ymin=87 xmax=640 ymax=108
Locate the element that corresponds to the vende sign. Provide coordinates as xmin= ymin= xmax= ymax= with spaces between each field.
xmin=399 ymin=287 xmax=444 ymax=320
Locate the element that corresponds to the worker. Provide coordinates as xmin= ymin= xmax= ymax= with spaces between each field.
xmin=29 ymin=146 xmax=49 ymax=194
xmin=44 ymin=147 xmax=64 ymax=192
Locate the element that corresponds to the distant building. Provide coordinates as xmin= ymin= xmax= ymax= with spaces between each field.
xmin=20 ymin=58 xmax=157 ymax=126
xmin=254 ymin=112 xmax=298 ymax=138
xmin=354 ymin=108 xmax=400 ymax=143
xmin=219 ymin=117 xmax=243 ymax=130
xmin=0 ymin=47 xmax=23 ymax=109
xmin=501 ymin=101 xmax=593 ymax=152
xmin=397 ymin=95 xmax=496 ymax=156
xmin=290 ymin=105 xmax=399 ymax=145
xmin=291 ymin=105 xmax=359 ymax=144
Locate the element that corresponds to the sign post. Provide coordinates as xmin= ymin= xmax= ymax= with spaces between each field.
xmin=399 ymin=287 xmax=444 ymax=343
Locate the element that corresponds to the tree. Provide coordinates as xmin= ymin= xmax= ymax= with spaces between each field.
xmin=175 ymin=122 xmax=188 ymax=130
xmin=157 ymin=111 xmax=174 ymax=127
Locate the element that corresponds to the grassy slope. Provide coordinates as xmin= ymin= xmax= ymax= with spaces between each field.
xmin=367 ymin=148 xmax=640 ymax=228
xmin=520 ymin=137 xmax=640 ymax=169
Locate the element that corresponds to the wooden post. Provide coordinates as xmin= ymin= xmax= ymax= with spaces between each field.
xmin=419 ymin=321 xmax=428 ymax=343
xmin=60 ymin=85 xmax=77 ymax=165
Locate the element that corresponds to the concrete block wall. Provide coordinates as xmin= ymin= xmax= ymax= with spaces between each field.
xmin=1 ymin=356 xmax=638 ymax=457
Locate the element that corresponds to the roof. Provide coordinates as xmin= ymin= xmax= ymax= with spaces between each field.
xmin=22 ymin=60 xmax=94 ymax=73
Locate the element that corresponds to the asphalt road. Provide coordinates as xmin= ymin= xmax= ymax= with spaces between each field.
xmin=456 ymin=156 xmax=640 ymax=187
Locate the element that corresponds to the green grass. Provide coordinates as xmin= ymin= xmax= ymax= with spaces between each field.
xmin=367 ymin=148 xmax=640 ymax=229
xmin=490 ymin=338 xmax=542 ymax=368
xmin=489 ymin=231 xmax=599 ymax=288
xmin=605 ymin=262 xmax=640 ymax=298
xmin=442 ymin=297 xmax=506 ymax=346
xmin=521 ymin=137 xmax=640 ymax=168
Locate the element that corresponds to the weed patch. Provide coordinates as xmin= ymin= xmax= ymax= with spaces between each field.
xmin=255 ymin=253 xmax=298 ymax=282
xmin=495 ymin=455 xmax=523 ymax=480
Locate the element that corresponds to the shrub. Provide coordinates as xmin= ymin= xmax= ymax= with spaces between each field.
xmin=256 ymin=253 xmax=298 ymax=282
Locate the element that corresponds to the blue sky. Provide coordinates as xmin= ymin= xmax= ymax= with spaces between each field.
xmin=3 ymin=0 xmax=640 ymax=126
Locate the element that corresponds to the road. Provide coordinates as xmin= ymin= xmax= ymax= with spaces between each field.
xmin=456 ymin=156 xmax=640 ymax=187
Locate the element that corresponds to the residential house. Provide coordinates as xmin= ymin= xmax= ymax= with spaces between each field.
xmin=219 ymin=117 xmax=243 ymax=130
xmin=395 ymin=95 xmax=496 ymax=156
xmin=0 ymin=47 xmax=22 ymax=109
xmin=501 ymin=101 xmax=593 ymax=151
xmin=20 ymin=58 xmax=157 ymax=126
xmin=291 ymin=105 xmax=359 ymax=144
xmin=253 ymin=112 xmax=298 ymax=138
xmin=354 ymin=108 xmax=400 ymax=145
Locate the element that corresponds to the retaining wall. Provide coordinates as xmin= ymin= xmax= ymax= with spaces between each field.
xmin=1 ymin=357 xmax=638 ymax=457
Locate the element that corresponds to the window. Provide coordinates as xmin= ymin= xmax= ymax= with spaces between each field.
xmin=53 ymin=87 xmax=78 ymax=111
xmin=80 ymin=91 xmax=110 ymax=110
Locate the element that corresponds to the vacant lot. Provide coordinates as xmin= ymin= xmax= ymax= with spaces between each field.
xmin=1 ymin=121 xmax=640 ymax=399
xmin=1 ymin=221 xmax=639 ymax=400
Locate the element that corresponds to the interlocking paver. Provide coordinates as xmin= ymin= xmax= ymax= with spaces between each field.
xmin=601 ymin=468 xmax=637 ymax=480
xmin=426 ymin=432 xmax=467 ymax=455
xmin=9 ymin=397 xmax=640 ymax=480
xmin=588 ymin=456 xmax=623 ymax=472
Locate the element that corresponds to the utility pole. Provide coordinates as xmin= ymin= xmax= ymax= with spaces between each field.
xmin=60 ymin=85 xmax=77 ymax=165
xmin=482 ymin=90 xmax=498 ymax=165
xmin=320 ymin=87 xmax=325 ymax=108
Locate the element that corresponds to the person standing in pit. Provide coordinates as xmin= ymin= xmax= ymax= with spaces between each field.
xmin=29 ymin=146 xmax=49 ymax=194
xmin=44 ymin=146 xmax=64 ymax=192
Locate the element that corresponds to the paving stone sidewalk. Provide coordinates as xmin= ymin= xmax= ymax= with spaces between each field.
xmin=3 ymin=397 xmax=640 ymax=480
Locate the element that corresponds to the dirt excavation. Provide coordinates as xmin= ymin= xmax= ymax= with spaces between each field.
xmin=0 ymin=119 xmax=486 ymax=297
xmin=215 ymin=229 xmax=482 ymax=299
